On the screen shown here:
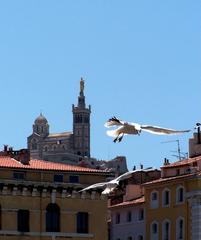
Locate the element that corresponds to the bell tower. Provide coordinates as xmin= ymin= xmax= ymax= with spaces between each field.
xmin=72 ymin=78 xmax=91 ymax=157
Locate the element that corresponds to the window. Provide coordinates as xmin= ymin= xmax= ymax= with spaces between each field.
xmin=152 ymin=192 xmax=158 ymax=201
xmin=77 ymin=212 xmax=88 ymax=233
xmin=46 ymin=203 xmax=60 ymax=232
xmin=127 ymin=211 xmax=132 ymax=222
xmin=150 ymin=191 xmax=159 ymax=209
xmin=163 ymin=189 xmax=170 ymax=207
xmin=151 ymin=221 xmax=158 ymax=240
xmin=137 ymin=235 xmax=143 ymax=240
xmin=115 ymin=213 xmax=120 ymax=224
xmin=176 ymin=217 xmax=184 ymax=240
xmin=176 ymin=186 xmax=184 ymax=203
xmin=152 ymin=223 xmax=158 ymax=234
xmin=44 ymin=146 xmax=48 ymax=152
xmin=54 ymin=174 xmax=63 ymax=183
xmin=69 ymin=175 xmax=79 ymax=183
xmin=18 ymin=210 xmax=29 ymax=232
xmin=13 ymin=172 xmax=25 ymax=180
xmin=162 ymin=220 xmax=170 ymax=240
xmin=138 ymin=209 xmax=144 ymax=221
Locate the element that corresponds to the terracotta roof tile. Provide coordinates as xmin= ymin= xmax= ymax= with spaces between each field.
xmin=143 ymin=171 xmax=200 ymax=186
xmin=109 ymin=197 xmax=145 ymax=209
xmin=161 ymin=156 xmax=201 ymax=169
xmin=0 ymin=156 xmax=109 ymax=173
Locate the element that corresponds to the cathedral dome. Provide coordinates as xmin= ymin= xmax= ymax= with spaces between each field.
xmin=34 ymin=113 xmax=48 ymax=124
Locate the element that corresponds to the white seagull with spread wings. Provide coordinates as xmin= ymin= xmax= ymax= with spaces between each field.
xmin=79 ymin=168 xmax=157 ymax=195
xmin=105 ymin=116 xmax=190 ymax=142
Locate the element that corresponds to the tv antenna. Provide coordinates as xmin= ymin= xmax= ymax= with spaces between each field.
xmin=161 ymin=139 xmax=187 ymax=161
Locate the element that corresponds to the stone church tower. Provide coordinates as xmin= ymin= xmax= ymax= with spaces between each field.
xmin=72 ymin=78 xmax=91 ymax=157
xmin=27 ymin=78 xmax=91 ymax=162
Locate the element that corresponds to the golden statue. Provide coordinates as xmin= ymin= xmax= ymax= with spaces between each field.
xmin=80 ymin=77 xmax=84 ymax=92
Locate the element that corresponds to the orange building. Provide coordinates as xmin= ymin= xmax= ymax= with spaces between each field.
xmin=0 ymin=147 xmax=113 ymax=240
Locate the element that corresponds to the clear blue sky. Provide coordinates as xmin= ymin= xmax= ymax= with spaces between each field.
xmin=0 ymin=1 xmax=200 ymax=170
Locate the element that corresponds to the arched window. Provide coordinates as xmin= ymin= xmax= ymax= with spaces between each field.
xmin=176 ymin=186 xmax=184 ymax=204
xmin=137 ymin=235 xmax=143 ymax=240
xmin=162 ymin=219 xmax=170 ymax=240
xmin=44 ymin=145 xmax=49 ymax=152
xmin=46 ymin=203 xmax=60 ymax=232
xmin=77 ymin=212 xmax=88 ymax=233
xmin=176 ymin=217 xmax=184 ymax=240
xmin=52 ymin=145 xmax=57 ymax=151
xmin=127 ymin=211 xmax=132 ymax=222
xmin=150 ymin=221 xmax=158 ymax=240
xmin=150 ymin=190 xmax=159 ymax=208
xmin=138 ymin=208 xmax=144 ymax=221
xmin=162 ymin=188 xmax=170 ymax=207
xmin=115 ymin=213 xmax=120 ymax=224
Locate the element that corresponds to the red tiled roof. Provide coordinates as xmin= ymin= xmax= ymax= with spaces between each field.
xmin=0 ymin=156 xmax=109 ymax=173
xmin=143 ymin=171 xmax=200 ymax=186
xmin=109 ymin=197 xmax=145 ymax=209
xmin=161 ymin=156 xmax=201 ymax=169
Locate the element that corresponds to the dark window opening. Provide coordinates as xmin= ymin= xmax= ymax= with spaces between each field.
xmin=127 ymin=211 xmax=132 ymax=222
xmin=13 ymin=172 xmax=25 ymax=180
xmin=179 ymin=219 xmax=183 ymax=239
xmin=54 ymin=175 xmax=63 ymax=183
xmin=139 ymin=209 xmax=144 ymax=221
xmin=115 ymin=213 xmax=120 ymax=224
xmin=152 ymin=223 xmax=158 ymax=234
xmin=77 ymin=212 xmax=88 ymax=233
xmin=164 ymin=222 xmax=170 ymax=240
xmin=152 ymin=192 xmax=157 ymax=201
xmin=164 ymin=191 xmax=170 ymax=205
xmin=18 ymin=210 xmax=29 ymax=232
xmin=46 ymin=203 xmax=60 ymax=232
xmin=178 ymin=188 xmax=184 ymax=202
xmin=69 ymin=176 xmax=79 ymax=183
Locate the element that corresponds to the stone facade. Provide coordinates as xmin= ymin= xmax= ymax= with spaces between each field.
xmin=27 ymin=78 xmax=128 ymax=173
xmin=28 ymin=78 xmax=91 ymax=162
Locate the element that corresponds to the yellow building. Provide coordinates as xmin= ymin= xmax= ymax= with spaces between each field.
xmin=0 ymin=148 xmax=113 ymax=240
xmin=144 ymin=155 xmax=201 ymax=240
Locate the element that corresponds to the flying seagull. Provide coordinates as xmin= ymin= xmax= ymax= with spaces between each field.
xmin=79 ymin=168 xmax=158 ymax=195
xmin=105 ymin=116 xmax=190 ymax=142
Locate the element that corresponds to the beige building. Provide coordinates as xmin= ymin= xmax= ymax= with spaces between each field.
xmin=0 ymin=147 xmax=113 ymax=240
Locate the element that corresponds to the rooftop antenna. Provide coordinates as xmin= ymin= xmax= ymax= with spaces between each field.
xmin=161 ymin=139 xmax=182 ymax=161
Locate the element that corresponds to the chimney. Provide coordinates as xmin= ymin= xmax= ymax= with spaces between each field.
xmin=4 ymin=145 xmax=8 ymax=152
xmin=196 ymin=123 xmax=201 ymax=144
xmin=12 ymin=149 xmax=30 ymax=165
xmin=163 ymin=158 xmax=170 ymax=165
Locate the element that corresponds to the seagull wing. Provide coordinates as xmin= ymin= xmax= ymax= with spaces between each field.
xmin=141 ymin=125 xmax=191 ymax=135
xmin=104 ymin=116 xmax=125 ymax=128
xmin=113 ymin=170 xmax=137 ymax=183
xmin=106 ymin=126 xmax=125 ymax=138
xmin=101 ymin=183 xmax=118 ymax=195
xmin=79 ymin=182 xmax=107 ymax=192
